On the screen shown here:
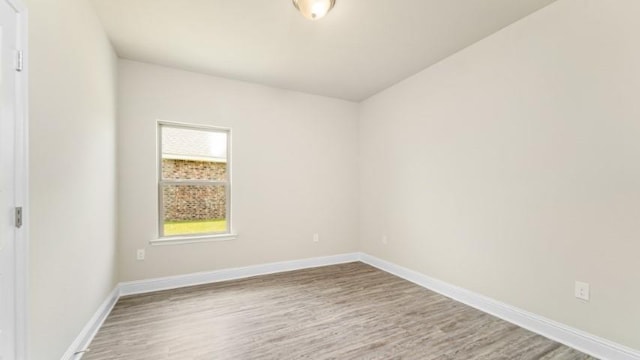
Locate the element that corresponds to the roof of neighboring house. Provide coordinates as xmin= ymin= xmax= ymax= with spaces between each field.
xmin=162 ymin=126 xmax=227 ymax=163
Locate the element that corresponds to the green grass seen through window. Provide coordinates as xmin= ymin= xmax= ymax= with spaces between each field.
xmin=164 ymin=219 xmax=227 ymax=236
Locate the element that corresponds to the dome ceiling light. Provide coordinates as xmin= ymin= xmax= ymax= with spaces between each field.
xmin=292 ymin=0 xmax=336 ymax=21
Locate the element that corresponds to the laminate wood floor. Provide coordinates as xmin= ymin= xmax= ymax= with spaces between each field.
xmin=84 ymin=262 xmax=596 ymax=360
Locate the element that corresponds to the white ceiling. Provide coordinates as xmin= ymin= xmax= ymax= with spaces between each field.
xmin=91 ymin=0 xmax=556 ymax=101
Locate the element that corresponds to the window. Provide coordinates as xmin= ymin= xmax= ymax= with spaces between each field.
xmin=157 ymin=122 xmax=233 ymax=242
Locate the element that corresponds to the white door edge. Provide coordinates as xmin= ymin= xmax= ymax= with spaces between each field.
xmin=3 ymin=0 xmax=28 ymax=358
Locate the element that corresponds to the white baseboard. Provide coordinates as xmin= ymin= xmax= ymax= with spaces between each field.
xmin=61 ymin=252 xmax=359 ymax=359
xmin=119 ymin=252 xmax=360 ymax=296
xmin=60 ymin=287 xmax=120 ymax=360
xmin=359 ymin=253 xmax=640 ymax=360
xmin=62 ymin=252 xmax=639 ymax=360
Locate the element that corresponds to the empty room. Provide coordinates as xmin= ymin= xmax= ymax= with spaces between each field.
xmin=1 ymin=0 xmax=639 ymax=359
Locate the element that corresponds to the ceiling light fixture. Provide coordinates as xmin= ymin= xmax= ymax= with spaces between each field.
xmin=292 ymin=0 xmax=336 ymax=21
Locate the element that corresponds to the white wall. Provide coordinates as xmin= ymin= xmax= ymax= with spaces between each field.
xmin=26 ymin=0 xmax=118 ymax=358
xmin=117 ymin=60 xmax=359 ymax=281
xmin=359 ymin=0 xmax=640 ymax=351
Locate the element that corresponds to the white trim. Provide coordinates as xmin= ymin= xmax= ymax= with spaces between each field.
xmin=359 ymin=253 xmax=640 ymax=360
xmin=61 ymin=252 xmax=639 ymax=360
xmin=59 ymin=287 xmax=120 ymax=360
xmin=119 ymin=253 xmax=360 ymax=296
xmin=10 ymin=0 xmax=28 ymax=359
xmin=157 ymin=120 xmax=233 ymax=241
xmin=151 ymin=232 xmax=238 ymax=246
xmin=157 ymin=119 xmax=231 ymax=133
xmin=61 ymin=253 xmax=359 ymax=359
xmin=162 ymin=153 xmax=227 ymax=163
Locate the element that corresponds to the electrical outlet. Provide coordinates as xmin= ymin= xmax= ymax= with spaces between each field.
xmin=313 ymin=233 xmax=319 ymax=242
xmin=382 ymin=235 xmax=388 ymax=245
xmin=575 ymin=281 xmax=590 ymax=301
xmin=136 ymin=249 xmax=145 ymax=261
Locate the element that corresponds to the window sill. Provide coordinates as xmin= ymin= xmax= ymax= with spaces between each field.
xmin=150 ymin=233 xmax=238 ymax=246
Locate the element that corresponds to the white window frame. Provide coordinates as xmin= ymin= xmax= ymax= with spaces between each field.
xmin=153 ymin=120 xmax=236 ymax=245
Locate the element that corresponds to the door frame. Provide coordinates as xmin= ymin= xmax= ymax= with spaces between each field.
xmin=4 ymin=0 xmax=28 ymax=358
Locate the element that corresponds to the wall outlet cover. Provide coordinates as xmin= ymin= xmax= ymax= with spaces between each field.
xmin=575 ymin=281 xmax=590 ymax=301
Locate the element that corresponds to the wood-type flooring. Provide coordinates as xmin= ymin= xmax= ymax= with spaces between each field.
xmin=84 ymin=262 xmax=596 ymax=360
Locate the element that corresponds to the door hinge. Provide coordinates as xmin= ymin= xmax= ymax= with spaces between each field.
xmin=15 ymin=207 xmax=23 ymax=228
xmin=15 ymin=50 xmax=23 ymax=72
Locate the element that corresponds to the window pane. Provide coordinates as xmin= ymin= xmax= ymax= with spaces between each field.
xmin=162 ymin=184 xmax=227 ymax=236
xmin=162 ymin=126 xmax=227 ymax=181
xmin=162 ymin=158 xmax=227 ymax=181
